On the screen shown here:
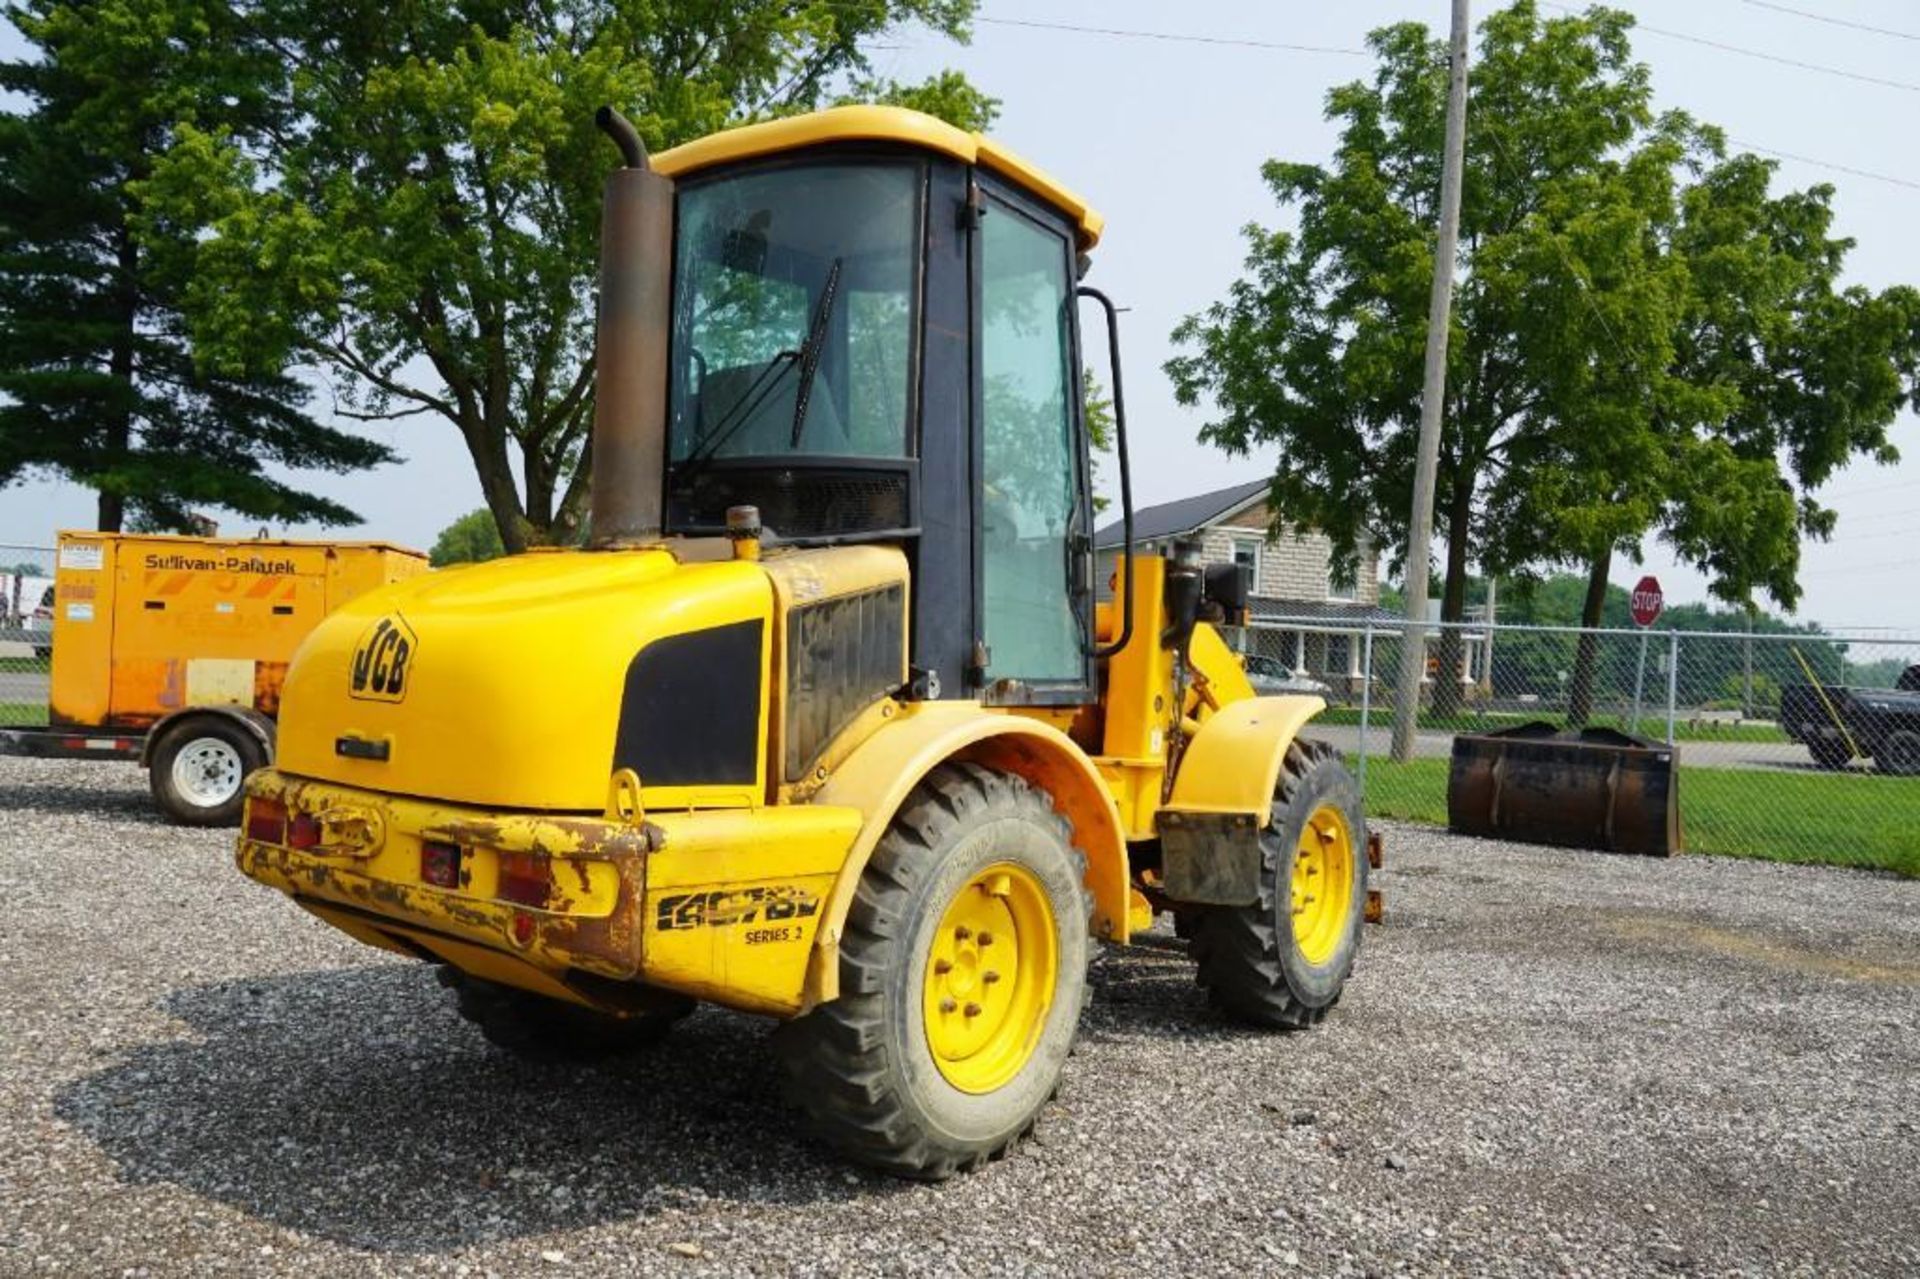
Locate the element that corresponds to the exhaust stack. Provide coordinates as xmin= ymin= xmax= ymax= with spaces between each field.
xmin=587 ymin=106 xmax=674 ymax=548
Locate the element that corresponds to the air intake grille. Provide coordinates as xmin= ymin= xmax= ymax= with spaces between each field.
xmin=785 ymin=584 xmax=907 ymax=781
xmin=668 ymin=467 xmax=911 ymax=540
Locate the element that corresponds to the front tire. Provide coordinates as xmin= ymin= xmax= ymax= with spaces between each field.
xmin=1807 ymin=736 xmax=1853 ymax=770
xmin=1190 ymin=738 xmax=1366 ymax=1028
xmin=774 ymin=763 xmax=1090 ymax=1180
xmin=149 ymin=718 xmax=266 ymax=826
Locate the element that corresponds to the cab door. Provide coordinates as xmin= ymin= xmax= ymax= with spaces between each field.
xmin=973 ymin=178 xmax=1095 ymax=703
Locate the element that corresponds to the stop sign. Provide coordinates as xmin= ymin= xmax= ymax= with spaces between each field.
xmin=1630 ymin=575 xmax=1664 ymax=627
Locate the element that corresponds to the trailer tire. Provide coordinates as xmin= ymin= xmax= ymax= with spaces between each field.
xmin=148 ymin=717 xmax=267 ymax=826
xmin=441 ymin=970 xmax=692 ymax=1059
xmin=773 ymin=762 xmax=1090 ymax=1180
xmin=1190 ymin=738 xmax=1366 ymax=1029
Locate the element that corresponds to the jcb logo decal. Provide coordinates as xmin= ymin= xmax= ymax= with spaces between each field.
xmin=656 ymin=885 xmax=821 ymax=931
xmin=349 ymin=614 xmax=417 ymax=702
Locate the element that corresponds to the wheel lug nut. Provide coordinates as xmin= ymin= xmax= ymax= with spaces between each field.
xmin=982 ymin=971 xmax=1000 ymax=985
xmin=934 ymin=959 xmax=952 ymax=975
xmin=954 ymin=925 xmax=971 ymax=940
xmin=940 ymin=997 xmax=957 ymax=1013
xmin=977 ymin=931 xmax=993 ymax=946
xmin=963 ymin=1002 xmax=982 ymax=1017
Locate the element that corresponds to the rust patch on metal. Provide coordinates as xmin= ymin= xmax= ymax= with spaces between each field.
xmin=252 ymin=661 xmax=287 ymax=715
xmin=1364 ymin=829 xmax=1384 ymax=924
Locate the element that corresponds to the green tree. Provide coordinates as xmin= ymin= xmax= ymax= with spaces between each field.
xmin=1167 ymin=2 xmax=1918 ymax=720
xmin=0 ymin=0 xmax=394 ymax=532
xmin=430 ymin=508 xmax=506 ymax=567
xmin=140 ymin=0 xmax=987 ymax=553
xmin=1083 ymin=366 xmax=1114 ymax=512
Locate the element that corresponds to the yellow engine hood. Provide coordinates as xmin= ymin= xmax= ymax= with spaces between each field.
xmin=274 ymin=548 xmax=772 ymax=811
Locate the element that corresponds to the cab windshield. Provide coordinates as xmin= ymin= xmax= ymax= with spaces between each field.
xmin=667 ymin=160 xmax=921 ymax=467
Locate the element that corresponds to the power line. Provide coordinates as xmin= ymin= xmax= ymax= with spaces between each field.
xmin=975 ymin=8 xmax=1920 ymax=197
xmin=1734 ymin=0 xmax=1920 ymax=43
xmin=1540 ymin=2 xmax=1920 ymax=94
xmin=1726 ymin=138 xmax=1920 ymax=192
xmin=1811 ymin=554 xmax=1920 ymax=578
xmin=973 ymin=15 xmax=1367 ymax=57
xmin=1820 ymin=476 xmax=1920 ymax=501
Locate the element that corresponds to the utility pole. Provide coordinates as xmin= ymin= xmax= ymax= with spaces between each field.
xmin=1391 ymin=0 xmax=1471 ymax=762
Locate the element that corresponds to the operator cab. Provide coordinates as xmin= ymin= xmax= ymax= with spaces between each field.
xmin=644 ymin=109 xmax=1112 ymax=706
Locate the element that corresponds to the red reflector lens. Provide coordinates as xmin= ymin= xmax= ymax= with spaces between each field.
xmin=510 ymin=911 xmax=536 ymax=946
xmin=287 ymin=812 xmax=322 ymax=850
xmin=496 ymin=851 xmax=550 ymax=908
xmin=245 ymin=798 xmax=287 ymax=844
xmin=420 ymin=840 xmax=461 ymax=889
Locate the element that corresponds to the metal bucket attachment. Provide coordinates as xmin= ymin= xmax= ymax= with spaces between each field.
xmin=1447 ymin=723 xmax=1680 ymax=857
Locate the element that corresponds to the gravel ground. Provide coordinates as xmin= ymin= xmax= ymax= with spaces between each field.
xmin=2 ymin=755 xmax=1917 ymax=1278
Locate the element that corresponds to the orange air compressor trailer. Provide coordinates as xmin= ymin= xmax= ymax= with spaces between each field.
xmin=0 ymin=531 xmax=426 ymax=823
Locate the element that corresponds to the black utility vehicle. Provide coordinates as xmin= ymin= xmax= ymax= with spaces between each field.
xmin=1781 ymin=664 xmax=1920 ymax=774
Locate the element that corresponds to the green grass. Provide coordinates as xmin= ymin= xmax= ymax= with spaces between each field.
xmin=1316 ymin=705 xmax=1789 ymax=744
xmin=1352 ymin=755 xmax=1920 ymax=878
xmin=0 ymin=656 xmax=47 ymax=674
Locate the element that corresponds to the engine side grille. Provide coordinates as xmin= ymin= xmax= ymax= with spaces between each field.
xmin=785 ymin=584 xmax=907 ymax=781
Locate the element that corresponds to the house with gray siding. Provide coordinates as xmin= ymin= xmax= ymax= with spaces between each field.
xmin=1094 ymin=479 xmax=1399 ymax=697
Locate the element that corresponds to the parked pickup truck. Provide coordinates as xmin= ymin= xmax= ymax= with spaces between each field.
xmin=1781 ymin=664 xmax=1920 ymax=774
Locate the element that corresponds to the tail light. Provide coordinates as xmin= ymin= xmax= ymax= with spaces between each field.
xmin=496 ymin=851 xmax=551 ymax=908
xmin=288 ymin=811 xmax=322 ymax=850
xmin=245 ymin=798 xmax=287 ymax=844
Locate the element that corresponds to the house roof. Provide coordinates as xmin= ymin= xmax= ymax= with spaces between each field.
xmin=1246 ymin=598 xmax=1403 ymax=626
xmin=1093 ymin=478 xmax=1269 ymax=550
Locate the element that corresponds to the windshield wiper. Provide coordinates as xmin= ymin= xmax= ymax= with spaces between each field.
xmin=678 ymin=348 xmax=799 ymax=472
xmin=790 ymin=257 xmax=843 ymax=449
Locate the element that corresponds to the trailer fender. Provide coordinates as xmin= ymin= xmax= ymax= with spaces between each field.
xmin=142 ymin=704 xmax=277 ymax=768
xmin=804 ymin=703 xmax=1129 ymax=1008
xmin=1157 ymin=695 xmax=1327 ymax=905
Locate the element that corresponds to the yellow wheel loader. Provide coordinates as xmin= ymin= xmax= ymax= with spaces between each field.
xmin=235 ymin=104 xmax=1370 ymax=1179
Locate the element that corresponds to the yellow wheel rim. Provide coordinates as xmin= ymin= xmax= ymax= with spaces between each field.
xmin=1289 ymin=804 xmax=1355 ymax=967
xmin=922 ymin=862 xmax=1058 ymax=1094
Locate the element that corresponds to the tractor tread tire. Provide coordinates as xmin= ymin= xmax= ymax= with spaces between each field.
xmin=1189 ymin=738 xmax=1365 ymax=1030
xmin=442 ymin=970 xmax=691 ymax=1061
xmin=772 ymin=762 xmax=1090 ymax=1181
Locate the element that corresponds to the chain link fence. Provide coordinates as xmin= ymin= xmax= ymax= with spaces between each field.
xmin=1238 ymin=616 xmax=1920 ymax=875
xmin=0 ymin=545 xmax=56 ymax=727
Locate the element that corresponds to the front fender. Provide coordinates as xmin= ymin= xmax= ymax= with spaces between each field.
xmin=804 ymin=703 xmax=1129 ymax=1007
xmin=1164 ymin=695 xmax=1327 ymax=821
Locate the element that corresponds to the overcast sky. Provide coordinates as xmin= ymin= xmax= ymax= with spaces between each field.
xmin=3 ymin=1 xmax=1917 ymax=629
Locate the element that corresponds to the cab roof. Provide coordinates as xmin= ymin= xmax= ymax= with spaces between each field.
xmin=651 ymin=105 xmax=1104 ymax=248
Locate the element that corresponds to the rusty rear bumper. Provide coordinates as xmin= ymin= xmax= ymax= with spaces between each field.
xmin=237 ymin=769 xmax=656 ymax=995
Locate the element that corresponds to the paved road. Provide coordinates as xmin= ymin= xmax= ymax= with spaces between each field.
xmin=1306 ymin=720 xmax=1832 ymax=774
xmin=3 ymin=756 xmax=1917 ymax=1276
xmin=0 ymin=670 xmax=50 ymax=706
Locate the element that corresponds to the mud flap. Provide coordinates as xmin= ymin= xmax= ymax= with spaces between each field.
xmin=1156 ymin=809 xmax=1263 ymax=906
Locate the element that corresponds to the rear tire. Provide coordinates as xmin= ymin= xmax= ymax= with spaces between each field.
xmin=773 ymin=762 xmax=1090 ymax=1180
xmin=441 ymin=970 xmax=692 ymax=1060
xmin=149 ymin=718 xmax=266 ymax=826
xmin=1190 ymin=738 xmax=1366 ymax=1029
xmin=1874 ymin=730 xmax=1920 ymax=777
